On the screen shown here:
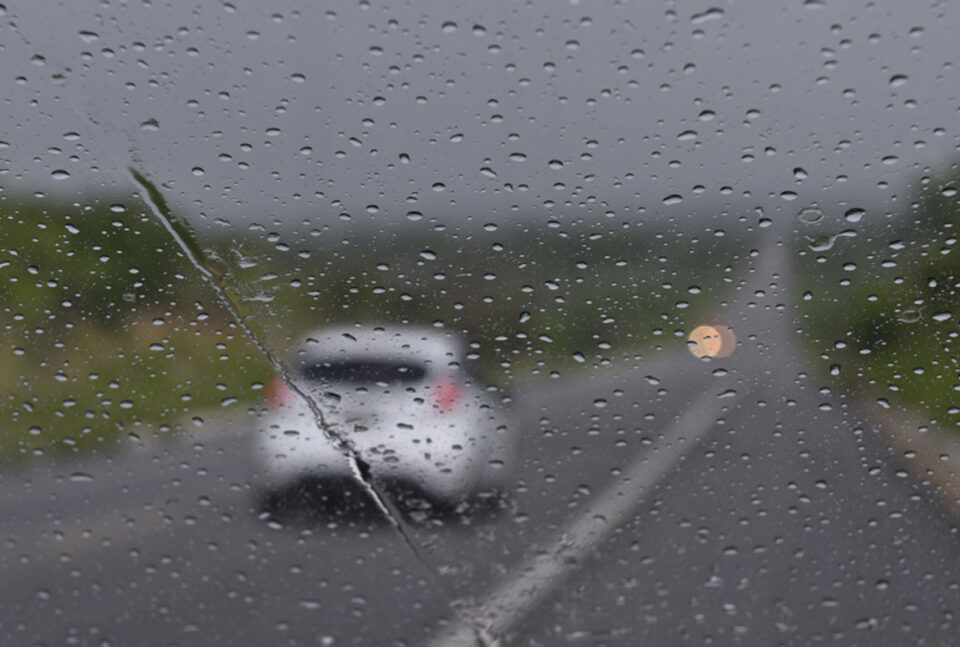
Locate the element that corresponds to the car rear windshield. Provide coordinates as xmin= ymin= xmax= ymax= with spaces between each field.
xmin=303 ymin=360 xmax=427 ymax=385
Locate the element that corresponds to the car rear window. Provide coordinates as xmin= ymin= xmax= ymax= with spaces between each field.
xmin=303 ymin=360 xmax=427 ymax=385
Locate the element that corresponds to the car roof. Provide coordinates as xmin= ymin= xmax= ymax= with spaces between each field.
xmin=290 ymin=324 xmax=466 ymax=368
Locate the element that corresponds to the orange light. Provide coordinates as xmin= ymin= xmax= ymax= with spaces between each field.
xmin=688 ymin=325 xmax=736 ymax=358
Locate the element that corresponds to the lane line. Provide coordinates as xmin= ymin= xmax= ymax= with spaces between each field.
xmin=430 ymin=386 xmax=741 ymax=647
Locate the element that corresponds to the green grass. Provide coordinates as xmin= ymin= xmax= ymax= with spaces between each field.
xmin=0 ymin=308 xmax=273 ymax=462
xmin=795 ymin=168 xmax=960 ymax=430
xmin=0 ymin=189 xmax=754 ymax=465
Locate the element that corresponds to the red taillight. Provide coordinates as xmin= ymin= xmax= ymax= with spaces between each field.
xmin=430 ymin=379 xmax=462 ymax=412
xmin=265 ymin=376 xmax=295 ymax=408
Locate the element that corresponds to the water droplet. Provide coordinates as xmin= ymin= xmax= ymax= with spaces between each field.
xmin=419 ymin=249 xmax=437 ymax=261
xmin=442 ymin=21 xmax=458 ymax=33
xmin=844 ymin=207 xmax=866 ymax=223
xmin=889 ymin=74 xmax=908 ymax=88
xmin=793 ymin=167 xmax=808 ymax=180
xmin=51 ymin=169 xmax=70 ymax=180
xmin=663 ymin=194 xmax=683 ymax=205
xmin=932 ymin=311 xmax=952 ymax=322
xmin=139 ymin=118 xmax=160 ymax=131
xmin=548 ymin=159 xmax=563 ymax=169
xmin=69 ymin=472 xmax=95 ymax=482
xmin=898 ymin=309 xmax=921 ymax=323
xmin=509 ymin=152 xmax=527 ymax=162
xmin=691 ymin=7 xmax=725 ymax=24
xmin=808 ymin=234 xmax=836 ymax=252
xmin=798 ymin=204 xmax=824 ymax=224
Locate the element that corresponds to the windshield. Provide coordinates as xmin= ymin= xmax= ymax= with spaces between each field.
xmin=2 ymin=1 xmax=960 ymax=645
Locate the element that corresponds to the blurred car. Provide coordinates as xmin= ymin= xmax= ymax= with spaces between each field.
xmin=252 ymin=324 xmax=518 ymax=512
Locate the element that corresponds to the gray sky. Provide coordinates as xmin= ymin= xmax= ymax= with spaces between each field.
xmin=2 ymin=0 xmax=958 ymax=237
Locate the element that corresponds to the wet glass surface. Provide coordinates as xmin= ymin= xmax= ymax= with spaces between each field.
xmin=3 ymin=1 xmax=960 ymax=644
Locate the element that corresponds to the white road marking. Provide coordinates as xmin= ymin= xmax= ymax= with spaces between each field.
xmin=430 ymin=386 xmax=739 ymax=647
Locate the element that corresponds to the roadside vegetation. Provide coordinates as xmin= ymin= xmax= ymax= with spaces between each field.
xmin=1 ymin=186 xmax=742 ymax=465
xmin=797 ymin=163 xmax=960 ymax=430
xmin=0 ymin=193 xmax=272 ymax=462
xmin=13 ymin=159 xmax=959 ymax=470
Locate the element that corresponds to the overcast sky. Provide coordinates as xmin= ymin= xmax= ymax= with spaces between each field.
xmin=2 ymin=0 xmax=958 ymax=238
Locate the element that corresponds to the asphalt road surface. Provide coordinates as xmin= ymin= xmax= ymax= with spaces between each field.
xmin=2 ymin=237 xmax=960 ymax=646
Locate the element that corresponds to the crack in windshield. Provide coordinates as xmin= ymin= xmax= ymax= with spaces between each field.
xmin=126 ymin=166 xmax=462 ymax=612
xmin=0 ymin=15 xmax=534 ymax=632
xmin=6 ymin=2 xmax=960 ymax=645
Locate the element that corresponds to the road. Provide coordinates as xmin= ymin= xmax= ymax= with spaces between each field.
xmin=2 ymin=235 xmax=960 ymax=646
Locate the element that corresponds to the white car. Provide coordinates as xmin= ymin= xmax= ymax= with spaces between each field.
xmin=253 ymin=324 xmax=518 ymax=512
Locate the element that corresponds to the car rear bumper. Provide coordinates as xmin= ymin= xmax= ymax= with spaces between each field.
xmin=251 ymin=398 xmax=518 ymax=501
xmin=253 ymin=430 xmax=516 ymax=502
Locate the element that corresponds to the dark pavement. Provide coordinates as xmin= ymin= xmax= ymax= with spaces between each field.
xmin=2 ymin=237 xmax=960 ymax=646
